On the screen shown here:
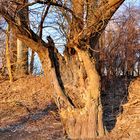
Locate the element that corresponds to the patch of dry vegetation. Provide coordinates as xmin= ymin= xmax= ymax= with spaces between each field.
xmin=0 ymin=76 xmax=64 ymax=140
xmin=0 ymin=76 xmax=140 ymax=140
xmin=0 ymin=76 xmax=53 ymax=126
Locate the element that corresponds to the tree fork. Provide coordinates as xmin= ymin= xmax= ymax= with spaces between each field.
xmin=17 ymin=34 xmax=73 ymax=109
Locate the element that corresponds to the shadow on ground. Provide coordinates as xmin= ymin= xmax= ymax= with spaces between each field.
xmin=101 ymin=76 xmax=133 ymax=131
xmin=0 ymin=103 xmax=64 ymax=140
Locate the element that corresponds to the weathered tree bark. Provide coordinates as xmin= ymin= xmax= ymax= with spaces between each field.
xmin=59 ymin=49 xmax=105 ymax=139
xmin=16 ymin=33 xmax=105 ymax=139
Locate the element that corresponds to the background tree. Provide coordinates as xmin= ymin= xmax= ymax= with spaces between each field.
xmin=98 ymin=5 xmax=140 ymax=78
xmin=5 ymin=24 xmax=13 ymax=82
xmin=16 ymin=0 xmax=29 ymax=76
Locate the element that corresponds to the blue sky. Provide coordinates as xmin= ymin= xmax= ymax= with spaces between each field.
xmin=125 ymin=0 xmax=140 ymax=7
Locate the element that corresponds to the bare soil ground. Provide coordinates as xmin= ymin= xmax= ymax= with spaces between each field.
xmin=0 ymin=76 xmax=140 ymax=140
xmin=0 ymin=76 xmax=64 ymax=140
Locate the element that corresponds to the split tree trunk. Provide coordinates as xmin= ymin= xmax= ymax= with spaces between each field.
xmin=18 ymin=35 xmax=105 ymax=138
xmin=59 ymin=49 xmax=105 ymax=139
xmin=16 ymin=32 xmax=105 ymax=139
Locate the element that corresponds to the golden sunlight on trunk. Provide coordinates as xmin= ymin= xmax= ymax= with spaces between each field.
xmin=6 ymin=24 xmax=13 ymax=82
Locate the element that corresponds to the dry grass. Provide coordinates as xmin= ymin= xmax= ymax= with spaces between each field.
xmin=0 ymin=76 xmax=140 ymax=139
xmin=0 ymin=76 xmax=64 ymax=140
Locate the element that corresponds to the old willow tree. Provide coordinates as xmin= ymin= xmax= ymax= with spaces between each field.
xmin=0 ymin=0 xmax=125 ymax=139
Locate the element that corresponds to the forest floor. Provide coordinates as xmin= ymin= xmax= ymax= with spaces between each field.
xmin=0 ymin=75 xmax=140 ymax=140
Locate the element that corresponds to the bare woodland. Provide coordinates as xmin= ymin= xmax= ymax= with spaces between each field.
xmin=0 ymin=0 xmax=139 ymax=139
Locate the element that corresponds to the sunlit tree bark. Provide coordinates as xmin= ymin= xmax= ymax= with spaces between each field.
xmin=6 ymin=24 xmax=13 ymax=82
xmin=16 ymin=0 xmax=29 ymax=76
